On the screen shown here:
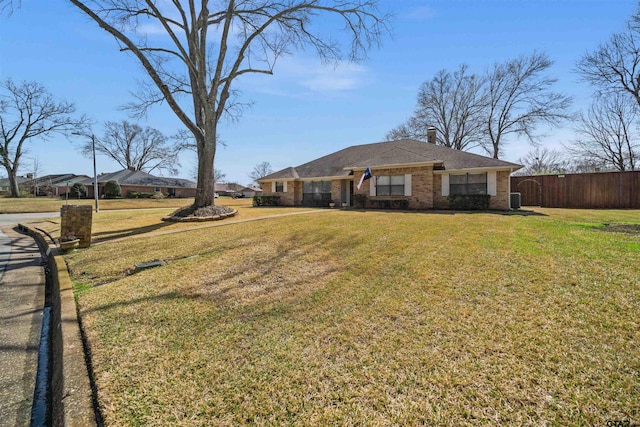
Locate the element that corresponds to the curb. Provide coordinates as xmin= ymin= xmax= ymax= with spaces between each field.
xmin=18 ymin=224 xmax=97 ymax=427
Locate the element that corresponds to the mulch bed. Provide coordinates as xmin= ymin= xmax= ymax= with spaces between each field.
xmin=161 ymin=205 xmax=238 ymax=222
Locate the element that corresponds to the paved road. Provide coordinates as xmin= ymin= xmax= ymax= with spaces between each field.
xmin=0 ymin=212 xmax=59 ymax=227
xmin=0 ymin=227 xmax=46 ymax=426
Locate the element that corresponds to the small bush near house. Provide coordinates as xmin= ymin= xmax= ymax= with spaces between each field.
xmin=252 ymin=195 xmax=280 ymax=206
xmin=104 ymin=180 xmax=122 ymax=198
xmin=70 ymin=183 xmax=87 ymax=199
xmin=371 ymin=199 xmax=410 ymax=210
xmin=448 ymin=194 xmax=491 ymax=210
xmin=151 ymin=191 xmax=165 ymax=199
xmin=127 ymin=191 xmax=155 ymax=199
xmin=354 ymin=193 xmax=368 ymax=208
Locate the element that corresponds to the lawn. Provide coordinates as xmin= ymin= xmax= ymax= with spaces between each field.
xmin=63 ymin=208 xmax=639 ymax=426
xmin=27 ymin=199 xmax=320 ymax=244
xmin=0 ymin=195 xmax=200 ymax=213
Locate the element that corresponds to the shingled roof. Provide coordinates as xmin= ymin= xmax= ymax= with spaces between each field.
xmin=262 ymin=139 xmax=521 ymax=180
xmin=80 ymin=169 xmax=196 ymax=188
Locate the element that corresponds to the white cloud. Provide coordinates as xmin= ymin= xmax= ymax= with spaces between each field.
xmin=135 ymin=22 xmax=169 ymax=36
xmin=300 ymin=63 xmax=369 ymax=92
xmin=242 ymin=56 xmax=372 ymax=98
xmin=405 ymin=6 xmax=435 ymax=21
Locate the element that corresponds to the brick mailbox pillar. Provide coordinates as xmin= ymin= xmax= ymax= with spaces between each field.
xmin=60 ymin=205 xmax=93 ymax=248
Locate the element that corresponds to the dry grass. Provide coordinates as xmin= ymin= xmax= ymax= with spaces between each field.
xmin=67 ymin=208 xmax=639 ymax=426
xmin=0 ymin=196 xmax=202 ymax=213
xmin=27 ymin=199 xmax=321 ymax=244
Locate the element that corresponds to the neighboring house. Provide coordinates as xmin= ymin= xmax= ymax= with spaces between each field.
xmin=0 ymin=176 xmax=30 ymax=195
xmin=23 ymin=174 xmax=91 ymax=196
xmin=259 ymin=139 xmax=522 ymax=210
xmin=79 ymin=169 xmax=197 ymax=198
xmin=214 ymin=182 xmax=244 ymax=196
xmin=215 ymin=182 xmax=263 ymax=198
xmin=53 ymin=175 xmax=92 ymax=196
xmin=240 ymin=185 xmax=262 ymax=198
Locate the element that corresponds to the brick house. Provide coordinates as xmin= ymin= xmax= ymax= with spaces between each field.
xmin=214 ymin=182 xmax=263 ymax=198
xmin=258 ymin=139 xmax=522 ymax=210
xmin=79 ymin=169 xmax=197 ymax=198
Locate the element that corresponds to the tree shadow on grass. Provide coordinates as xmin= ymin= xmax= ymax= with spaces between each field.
xmin=81 ymin=229 xmax=367 ymax=322
xmin=91 ymin=221 xmax=175 ymax=243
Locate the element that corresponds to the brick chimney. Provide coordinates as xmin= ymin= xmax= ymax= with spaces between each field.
xmin=427 ymin=126 xmax=437 ymax=144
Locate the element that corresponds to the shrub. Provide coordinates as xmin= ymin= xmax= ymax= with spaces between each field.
xmin=252 ymin=195 xmax=280 ymax=206
xmin=392 ymin=199 xmax=409 ymax=210
xmin=70 ymin=182 xmax=87 ymax=199
xmin=448 ymin=194 xmax=491 ymax=210
xmin=151 ymin=191 xmax=165 ymax=199
xmin=127 ymin=191 xmax=154 ymax=199
xmin=104 ymin=180 xmax=122 ymax=198
xmin=370 ymin=199 xmax=409 ymax=210
xmin=354 ymin=193 xmax=368 ymax=208
xmin=301 ymin=196 xmax=332 ymax=207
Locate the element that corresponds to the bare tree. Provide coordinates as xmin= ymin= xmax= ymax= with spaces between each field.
xmin=0 ymin=79 xmax=86 ymax=197
xmin=86 ymin=120 xmax=180 ymax=175
xmin=387 ymin=65 xmax=486 ymax=150
xmin=0 ymin=0 xmax=19 ymax=15
xmin=568 ymin=94 xmax=638 ymax=171
xmin=249 ymin=161 xmax=273 ymax=186
xmin=566 ymin=158 xmax=609 ymax=174
xmin=483 ymin=52 xmax=572 ymax=159
xmin=577 ymin=22 xmax=640 ymax=106
xmin=27 ymin=156 xmax=45 ymax=196
xmin=514 ymin=146 xmax=569 ymax=176
xmin=214 ymin=168 xmax=226 ymax=183
xmin=68 ymin=0 xmax=388 ymax=208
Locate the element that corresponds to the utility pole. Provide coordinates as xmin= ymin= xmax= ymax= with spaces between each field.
xmin=91 ymin=134 xmax=99 ymax=212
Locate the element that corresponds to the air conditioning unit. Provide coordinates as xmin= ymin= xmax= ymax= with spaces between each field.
xmin=510 ymin=192 xmax=521 ymax=209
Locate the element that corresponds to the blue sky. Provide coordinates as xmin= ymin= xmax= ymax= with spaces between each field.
xmin=0 ymin=0 xmax=637 ymax=185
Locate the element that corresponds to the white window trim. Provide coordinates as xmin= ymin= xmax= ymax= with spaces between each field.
xmin=369 ymin=176 xmax=376 ymax=197
xmin=487 ymin=171 xmax=497 ymax=196
xmin=271 ymin=182 xmax=276 ymax=193
xmin=283 ymin=181 xmax=288 ymax=192
xmin=404 ymin=174 xmax=412 ymax=196
xmin=441 ymin=173 xmax=450 ymax=197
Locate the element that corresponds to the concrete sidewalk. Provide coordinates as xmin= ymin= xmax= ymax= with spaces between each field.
xmin=0 ymin=227 xmax=45 ymax=427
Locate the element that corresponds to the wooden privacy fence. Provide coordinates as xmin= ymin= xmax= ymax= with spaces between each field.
xmin=511 ymin=171 xmax=640 ymax=208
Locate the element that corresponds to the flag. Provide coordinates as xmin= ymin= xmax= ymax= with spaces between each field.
xmin=356 ymin=167 xmax=372 ymax=190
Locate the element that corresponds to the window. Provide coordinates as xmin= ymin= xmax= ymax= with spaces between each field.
xmin=154 ymin=187 xmax=161 ymax=192
xmin=302 ymin=180 xmax=332 ymax=206
xmin=450 ymin=173 xmax=487 ymax=195
xmin=275 ymin=181 xmax=284 ymax=192
xmin=376 ymin=175 xmax=404 ymax=196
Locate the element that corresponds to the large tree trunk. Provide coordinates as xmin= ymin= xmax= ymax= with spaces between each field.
xmin=7 ymin=168 xmax=20 ymax=198
xmin=194 ymin=132 xmax=217 ymax=208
